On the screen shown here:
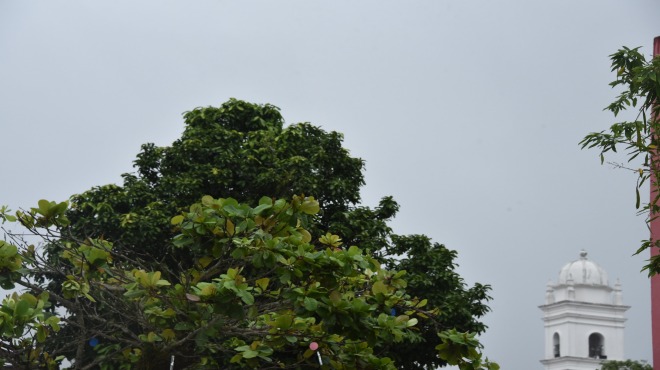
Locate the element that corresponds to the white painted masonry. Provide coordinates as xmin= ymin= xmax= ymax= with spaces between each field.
xmin=540 ymin=251 xmax=629 ymax=370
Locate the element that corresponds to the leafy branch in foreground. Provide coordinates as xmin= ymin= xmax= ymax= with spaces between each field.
xmin=0 ymin=196 xmax=496 ymax=369
xmin=580 ymin=45 xmax=660 ymax=275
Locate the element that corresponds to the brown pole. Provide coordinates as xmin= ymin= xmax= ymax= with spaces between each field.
xmin=651 ymin=35 xmax=660 ymax=370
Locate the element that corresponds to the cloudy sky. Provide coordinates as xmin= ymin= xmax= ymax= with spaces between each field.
xmin=2 ymin=1 xmax=660 ymax=369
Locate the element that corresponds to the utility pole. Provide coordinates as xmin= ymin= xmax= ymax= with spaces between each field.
xmin=650 ymin=35 xmax=660 ymax=370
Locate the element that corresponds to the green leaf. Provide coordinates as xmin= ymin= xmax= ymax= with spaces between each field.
xmin=0 ymin=242 xmax=17 ymax=258
xmin=236 ymin=289 xmax=254 ymax=305
xmin=171 ymin=215 xmax=184 ymax=225
xmin=299 ymin=197 xmax=319 ymax=215
xmin=37 ymin=199 xmax=51 ymax=215
xmin=255 ymin=277 xmax=269 ymax=292
xmin=161 ymin=328 xmax=176 ymax=341
xmin=372 ymin=280 xmax=388 ymax=295
xmin=14 ymin=299 xmax=30 ymax=317
xmin=36 ymin=325 xmax=47 ymax=342
xmin=303 ymin=297 xmax=318 ymax=311
xmin=201 ymin=195 xmax=215 ymax=206
xmin=174 ymin=321 xmax=195 ymax=331
xmin=253 ymin=203 xmax=272 ymax=215
xmin=329 ymin=290 xmax=342 ymax=306
xmin=242 ymin=349 xmax=259 ymax=359
xmin=20 ymin=293 xmax=37 ymax=306
xmin=87 ymin=248 xmax=109 ymax=264
xmin=274 ymin=314 xmax=293 ymax=330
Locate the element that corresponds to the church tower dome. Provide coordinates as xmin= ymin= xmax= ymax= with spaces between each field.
xmin=558 ymin=250 xmax=608 ymax=286
xmin=540 ymin=251 xmax=629 ymax=370
xmin=551 ymin=250 xmax=614 ymax=305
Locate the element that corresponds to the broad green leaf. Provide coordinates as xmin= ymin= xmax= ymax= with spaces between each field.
xmin=329 ymin=290 xmax=341 ymax=306
xmin=303 ymin=297 xmax=318 ymax=311
xmin=161 ymin=328 xmax=176 ymax=341
xmin=372 ymin=280 xmax=388 ymax=295
xmin=198 ymin=256 xmax=213 ymax=268
xmin=242 ymin=349 xmax=259 ymax=359
xmin=36 ymin=326 xmax=47 ymax=342
xmin=299 ymin=197 xmax=319 ymax=215
xmin=255 ymin=277 xmax=269 ymax=292
xmin=14 ymin=299 xmax=30 ymax=318
xmin=201 ymin=195 xmax=214 ymax=206
xmin=253 ymin=203 xmax=272 ymax=215
xmin=20 ymin=294 xmax=37 ymax=307
xmin=171 ymin=215 xmax=184 ymax=225
xmin=236 ymin=289 xmax=254 ymax=305
xmin=274 ymin=314 xmax=293 ymax=330
xmin=37 ymin=199 xmax=51 ymax=215
xmin=0 ymin=242 xmax=17 ymax=258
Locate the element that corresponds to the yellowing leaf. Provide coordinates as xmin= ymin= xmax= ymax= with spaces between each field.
xmin=199 ymin=284 xmax=218 ymax=297
xmin=201 ymin=195 xmax=214 ymax=206
xmin=170 ymin=215 xmax=184 ymax=225
xmin=372 ymin=280 xmax=388 ymax=296
xmin=255 ymin=277 xmax=269 ymax=292
xmin=299 ymin=228 xmax=312 ymax=243
xmin=319 ymin=233 xmax=342 ymax=247
xmin=198 ymin=256 xmax=213 ymax=268
xmin=225 ymin=219 xmax=235 ymax=235
xmin=299 ymin=197 xmax=320 ymax=215
xmin=161 ymin=328 xmax=175 ymax=341
xmin=329 ymin=290 xmax=342 ymax=306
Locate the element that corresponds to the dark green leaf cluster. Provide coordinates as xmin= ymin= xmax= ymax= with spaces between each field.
xmin=382 ymin=235 xmax=491 ymax=370
xmin=68 ymin=99 xmax=363 ymax=260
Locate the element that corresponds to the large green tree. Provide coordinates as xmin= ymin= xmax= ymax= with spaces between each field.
xmin=581 ymin=46 xmax=660 ymax=274
xmin=64 ymin=99 xmax=491 ymax=369
xmin=1 ymin=99 xmax=492 ymax=369
xmin=0 ymin=196 xmax=496 ymax=370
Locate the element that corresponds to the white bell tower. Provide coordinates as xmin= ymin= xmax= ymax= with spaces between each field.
xmin=539 ymin=250 xmax=629 ymax=370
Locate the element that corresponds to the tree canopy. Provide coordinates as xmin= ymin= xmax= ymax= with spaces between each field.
xmin=0 ymin=99 xmax=493 ymax=369
xmin=580 ymin=46 xmax=660 ymax=275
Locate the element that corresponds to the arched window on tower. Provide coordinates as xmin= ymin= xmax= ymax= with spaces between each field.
xmin=588 ymin=333 xmax=606 ymax=359
xmin=553 ymin=333 xmax=560 ymax=358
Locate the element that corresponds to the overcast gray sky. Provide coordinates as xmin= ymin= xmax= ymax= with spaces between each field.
xmin=2 ymin=1 xmax=660 ymax=369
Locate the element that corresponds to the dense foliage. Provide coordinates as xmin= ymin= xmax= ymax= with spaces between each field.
xmin=0 ymin=99 xmax=493 ymax=369
xmin=601 ymin=359 xmax=652 ymax=370
xmin=580 ymin=46 xmax=660 ymax=275
xmin=0 ymin=197 xmax=495 ymax=369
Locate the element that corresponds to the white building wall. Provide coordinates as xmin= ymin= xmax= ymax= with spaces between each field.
xmin=540 ymin=252 xmax=629 ymax=370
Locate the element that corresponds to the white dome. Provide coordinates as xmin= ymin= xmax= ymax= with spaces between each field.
xmin=557 ymin=250 xmax=609 ymax=286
